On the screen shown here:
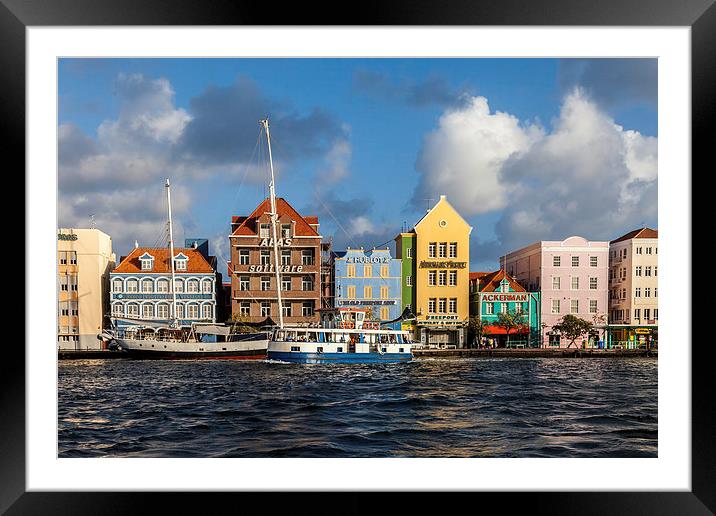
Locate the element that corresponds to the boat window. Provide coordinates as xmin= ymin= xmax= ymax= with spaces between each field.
xmin=399 ymin=348 xmax=404 ymax=353
xmin=317 ymin=347 xmax=323 ymax=353
xmin=290 ymin=346 xmax=300 ymax=352
xmin=337 ymin=347 xmax=343 ymax=352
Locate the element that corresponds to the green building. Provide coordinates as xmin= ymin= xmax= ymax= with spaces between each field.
xmin=394 ymin=232 xmax=416 ymax=332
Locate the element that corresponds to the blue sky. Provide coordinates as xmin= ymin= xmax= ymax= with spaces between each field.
xmin=58 ymin=58 xmax=657 ymax=273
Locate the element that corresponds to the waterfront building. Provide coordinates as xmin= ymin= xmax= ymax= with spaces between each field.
xmin=57 ymin=228 xmax=116 ymax=350
xmin=394 ymin=232 xmax=417 ymax=332
xmin=396 ymin=195 xmax=472 ymax=348
xmin=469 ymin=270 xmax=541 ymax=348
xmin=110 ymin=240 xmax=219 ymax=330
xmin=333 ymin=247 xmax=402 ymax=328
xmin=608 ymin=228 xmax=658 ymax=348
xmin=229 ymin=197 xmax=322 ymax=325
xmin=500 ymin=236 xmax=609 ymax=347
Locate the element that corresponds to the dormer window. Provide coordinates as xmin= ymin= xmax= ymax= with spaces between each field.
xmin=139 ymin=252 xmax=154 ymax=271
xmin=174 ymin=253 xmax=188 ymax=271
xmin=501 ymin=279 xmax=509 ymax=293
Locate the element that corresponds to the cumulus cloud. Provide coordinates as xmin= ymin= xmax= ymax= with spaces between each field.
xmin=353 ymin=69 xmax=472 ymax=108
xmin=413 ymin=88 xmax=657 ymax=264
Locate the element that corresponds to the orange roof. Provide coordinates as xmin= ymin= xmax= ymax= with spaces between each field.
xmin=113 ymin=247 xmax=215 ymax=274
xmin=610 ymin=227 xmax=658 ymax=244
xmin=474 ymin=269 xmax=526 ymax=293
xmin=231 ymin=197 xmax=320 ymax=237
xmin=469 ymin=271 xmax=492 ymax=281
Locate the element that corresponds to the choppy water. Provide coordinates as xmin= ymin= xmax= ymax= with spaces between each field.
xmin=58 ymin=357 xmax=657 ymax=458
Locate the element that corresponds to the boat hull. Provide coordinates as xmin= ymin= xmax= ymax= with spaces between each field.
xmin=115 ymin=337 xmax=268 ymax=360
xmin=267 ymin=351 xmax=411 ymax=364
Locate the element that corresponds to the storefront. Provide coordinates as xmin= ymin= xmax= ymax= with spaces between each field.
xmin=606 ymin=325 xmax=658 ymax=349
xmin=417 ymin=316 xmax=466 ymax=347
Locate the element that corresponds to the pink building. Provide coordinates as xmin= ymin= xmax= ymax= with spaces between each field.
xmin=500 ymin=236 xmax=609 ymax=347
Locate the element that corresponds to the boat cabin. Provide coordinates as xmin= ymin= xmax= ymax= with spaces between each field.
xmin=318 ymin=307 xmax=383 ymax=330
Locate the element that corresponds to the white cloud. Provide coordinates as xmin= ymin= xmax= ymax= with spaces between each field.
xmin=318 ymin=136 xmax=352 ymax=184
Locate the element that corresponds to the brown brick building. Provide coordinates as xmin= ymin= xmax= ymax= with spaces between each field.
xmin=229 ymin=197 xmax=322 ymax=325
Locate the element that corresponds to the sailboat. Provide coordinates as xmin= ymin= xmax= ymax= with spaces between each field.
xmin=261 ymin=119 xmax=414 ymax=364
xmin=104 ymin=179 xmax=270 ymax=359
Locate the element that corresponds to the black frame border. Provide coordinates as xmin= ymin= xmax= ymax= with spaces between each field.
xmin=5 ymin=0 xmax=711 ymax=513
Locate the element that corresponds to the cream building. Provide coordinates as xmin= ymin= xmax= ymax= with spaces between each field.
xmin=57 ymin=228 xmax=116 ymax=350
xmin=410 ymin=195 xmax=472 ymax=348
xmin=608 ymin=228 xmax=658 ymax=347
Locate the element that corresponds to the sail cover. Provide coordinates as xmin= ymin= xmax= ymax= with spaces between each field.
xmin=382 ymin=307 xmax=417 ymax=325
xmin=194 ymin=317 xmax=276 ymax=334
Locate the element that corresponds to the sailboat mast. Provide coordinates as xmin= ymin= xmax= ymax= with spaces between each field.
xmin=166 ymin=179 xmax=179 ymax=327
xmin=261 ymin=119 xmax=285 ymax=329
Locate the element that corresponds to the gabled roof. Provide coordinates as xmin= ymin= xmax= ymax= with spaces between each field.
xmin=473 ymin=269 xmax=526 ymax=293
xmin=413 ymin=195 xmax=472 ymax=233
xmin=231 ymin=197 xmax=320 ymax=237
xmin=113 ymin=247 xmax=215 ymax=274
xmin=610 ymin=227 xmax=658 ymax=244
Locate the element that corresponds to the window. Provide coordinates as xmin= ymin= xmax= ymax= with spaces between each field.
xmin=621 ymin=288 xmax=626 ymax=299
xmin=380 ymin=265 xmax=389 ymax=278
xmin=61 ymin=307 xmax=69 ymax=316
xmin=500 ymin=302 xmax=508 ymax=314
xmin=515 ymin=303 xmax=523 ymax=313
xmin=142 ymin=279 xmax=153 ymax=293
xmin=157 ymin=278 xmax=169 ymax=293
xmin=174 ymin=279 xmax=184 ymax=293
xmin=112 ymin=278 xmax=123 ymax=292
xmin=438 ymin=270 xmax=447 ymax=286
xmin=449 ymin=270 xmax=457 ymax=286
xmin=260 ymin=250 xmax=270 ymax=265
xmin=644 ymin=308 xmax=651 ymax=320
xmin=282 ymin=301 xmax=292 ymax=317
xmin=571 ymin=277 xmax=579 ymax=290
xmin=635 ymin=266 xmax=642 ymax=276
xmin=553 ymin=256 xmax=561 ymax=267
xmin=157 ymin=304 xmax=169 ymax=319
xmin=406 ymin=275 xmax=412 ymax=287
xmin=346 ymin=264 xmax=356 ymax=278
xmin=655 ymin=266 xmax=658 ymax=277
xmin=281 ymin=223 xmax=291 ymax=239
xmin=347 ymin=285 xmax=356 ymax=299
xmin=449 ymin=298 xmax=457 ymax=313
xmin=655 ymin=288 xmax=658 ymax=297
xmin=654 ymin=309 xmax=658 ymax=319
xmin=635 ymin=288 xmax=641 ymax=297
xmin=260 ymin=302 xmax=270 ymax=317
xmin=589 ymin=300 xmax=597 ymax=314
xmin=589 ymin=277 xmax=597 ymax=290
xmin=549 ymin=334 xmax=561 ymax=347
xmin=636 ymin=247 xmax=642 ymax=254
xmin=380 ymin=307 xmax=390 ymax=320
xmin=142 ymin=304 xmax=154 ymax=319
xmin=428 ymin=242 xmax=436 ymax=258
xmin=438 ymin=298 xmax=447 ymax=313
xmin=239 ymin=276 xmax=249 ymax=291
xmin=187 ymin=280 xmax=199 ymax=293
xmin=261 ymin=277 xmax=271 ymax=291
xmin=302 ymin=302 xmax=314 ymax=317
xmin=126 ymin=279 xmax=138 ymax=292
xmin=141 ymin=259 xmax=153 ymax=270
xmin=438 ymin=243 xmax=447 ymax=258
xmin=645 ymin=266 xmax=652 ymax=277
xmin=644 ymin=288 xmax=651 ymax=298
xmin=428 ymin=270 xmax=436 ymax=286
xmin=112 ymin=304 xmax=124 ymax=316
xmin=380 ymin=286 xmax=389 ymax=299
xmin=282 ymin=277 xmax=292 ymax=291
xmin=59 ymin=254 xmax=67 ymax=265
xmin=259 ymin=223 xmax=270 ymax=238
xmin=281 ymin=250 xmax=291 ymax=265
xmin=176 ymin=304 xmax=184 ymax=319
xmin=570 ymin=300 xmax=579 ymax=313
xmin=449 ymin=242 xmax=457 ymax=258
xmin=646 ymin=247 xmax=652 ymax=255
xmin=571 ymin=256 xmax=580 ymax=267
xmin=485 ymin=302 xmax=494 ymax=315
xmin=175 ymin=258 xmax=187 ymax=271
xmin=302 ymin=276 xmax=313 ymax=291
xmin=634 ymin=309 xmax=641 ymax=320
xmin=302 ymin=250 xmax=314 ymax=265
xmin=61 ymin=282 xmax=68 ymax=292
xmin=552 ymin=277 xmax=561 ymax=290
xmin=239 ymin=249 xmax=250 ymax=265
xmin=239 ymin=302 xmax=250 ymax=317
xmin=187 ymin=304 xmax=199 ymax=319
xmin=127 ymin=304 xmax=139 ymax=316
xmin=552 ymin=299 xmax=560 ymax=314
xmin=363 ymin=286 xmax=372 ymax=299
xmin=428 ymin=298 xmax=436 ymax=313
xmin=363 ymin=265 xmax=372 ymax=278
xmin=590 ymin=256 xmax=598 ymax=267
xmin=406 ymin=247 xmax=412 ymax=259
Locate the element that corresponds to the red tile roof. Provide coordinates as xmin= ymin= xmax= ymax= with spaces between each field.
xmin=473 ymin=269 xmax=526 ymax=293
xmin=113 ymin=247 xmax=215 ymax=274
xmin=231 ymin=197 xmax=320 ymax=237
xmin=610 ymin=227 xmax=658 ymax=244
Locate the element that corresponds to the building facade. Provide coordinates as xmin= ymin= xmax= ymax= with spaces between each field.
xmin=398 ymin=195 xmax=472 ymax=348
xmin=229 ymin=197 xmax=322 ymax=325
xmin=469 ymin=270 xmax=541 ymax=347
xmin=394 ymin=232 xmax=417 ymax=332
xmin=57 ymin=228 xmax=116 ymax=350
xmin=110 ymin=243 xmax=219 ymax=330
xmin=608 ymin=228 xmax=658 ymax=348
xmin=333 ymin=247 xmax=402 ymax=327
xmin=501 ymin=236 xmax=609 ymax=347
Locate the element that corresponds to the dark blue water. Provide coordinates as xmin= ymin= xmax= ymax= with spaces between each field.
xmin=58 ymin=357 xmax=657 ymax=458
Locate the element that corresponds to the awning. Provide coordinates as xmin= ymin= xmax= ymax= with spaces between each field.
xmin=483 ymin=325 xmax=529 ymax=335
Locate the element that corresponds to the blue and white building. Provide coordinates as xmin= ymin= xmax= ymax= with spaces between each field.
xmin=333 ymin=247 xmax=402 ymax=328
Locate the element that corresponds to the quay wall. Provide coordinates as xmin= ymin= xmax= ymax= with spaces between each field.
xmin=413 ymin=348 xmax=656 ymax=358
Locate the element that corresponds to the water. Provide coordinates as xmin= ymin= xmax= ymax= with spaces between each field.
xmin=58 ymin=357 xmax=657 ymax=458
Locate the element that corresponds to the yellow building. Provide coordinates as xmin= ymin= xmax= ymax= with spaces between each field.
xmin=57 ymin=228 xmax=116 ymax=350
xmin=411 ymin=195 xmax=472 ymax=348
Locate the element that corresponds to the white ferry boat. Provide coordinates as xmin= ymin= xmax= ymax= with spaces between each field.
xmin=267 ymin=307 xmax=413 ymax=364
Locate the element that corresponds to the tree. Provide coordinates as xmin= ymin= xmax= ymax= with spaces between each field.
xmin=551 ymin=314 xmax=594 ymax=348
xmin=466 ymin=315 xmax=490 ymax=348
xmin=495 ymin=309 xmax=526 ymax=346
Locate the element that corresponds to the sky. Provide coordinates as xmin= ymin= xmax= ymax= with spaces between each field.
xmin=58 ymin=58 xmax=657 ymax=274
